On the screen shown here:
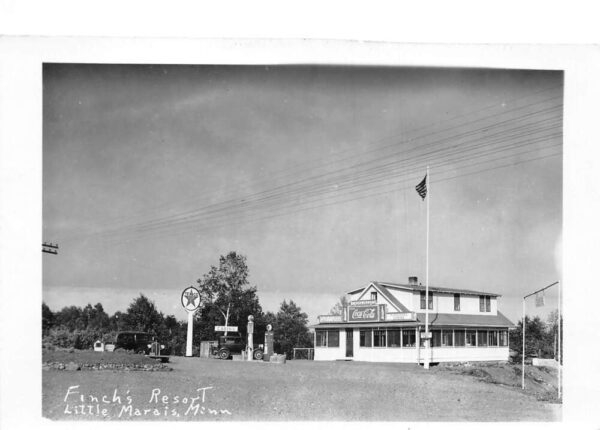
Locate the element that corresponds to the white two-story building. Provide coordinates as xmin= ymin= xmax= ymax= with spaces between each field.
xmin=312 ymin=277 xmax=515 ymax=363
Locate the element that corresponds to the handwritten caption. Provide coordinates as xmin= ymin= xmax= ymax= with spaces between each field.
xmin=63 ymin=385 xmax=232 ymax=418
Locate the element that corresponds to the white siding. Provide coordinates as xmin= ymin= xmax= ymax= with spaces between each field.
xmin=314 ymin=327 xmax=510 ymax=363
xmin=427 ymin=347 xmax=509 ymax=363
xmin=385 ymin=288 xmax=413 ymax=311
xmin=410 ymin=291 xmax=498 ymax=315
xmin=356 ymin=284 xmax=380 ymax=303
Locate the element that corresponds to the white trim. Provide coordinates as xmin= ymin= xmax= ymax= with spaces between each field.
xmin=355 ymin=282 xmax=405 ymax=313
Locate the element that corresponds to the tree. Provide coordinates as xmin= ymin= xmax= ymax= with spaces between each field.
xmin=509 ymin=316 xmax=551 ymax=360
xmin=272 ymin=300 xmax=313 ymax=359
xmin=82 ymin=303 xmax=110 ymax=331
xmin=122 ymin=294 xmax=166 ymax=335
xmin=546 ymin=310 xmax=563 ymax=363
xmin=195 ymin=252 xmax=263 ymax=337
xmin=42 ymin=302 xmax=55 ymax=334
xmin=329 ymin=295 xmax=349 ymax=316
xmin=54 ymin=305 xmax=86 ymax=331
xmin=109 ymin=311 xmax=127 ymax=332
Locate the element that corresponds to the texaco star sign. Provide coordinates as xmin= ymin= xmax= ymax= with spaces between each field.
xmin=181 ymin=286 xmax=200 ymax=312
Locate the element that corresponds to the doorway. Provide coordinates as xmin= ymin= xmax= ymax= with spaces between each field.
xmin=345 ymin=328 xmax=353 ymax=358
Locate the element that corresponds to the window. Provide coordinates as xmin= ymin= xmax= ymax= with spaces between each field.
xmin=499 ymin=330 xmax=508 ymax=346
xmin=402 ymin=330 xmax=416 ymax=347
xmin=480 ymin=295 xmax=491 ymax=312
xmin=489 ymin=330 xmax=498 ymax=347
xmin=455 ymin=330 xmax=465 ymax=346
xmin=121 ymin=333 xmax=134 ymax=343
xmin=371 ymin=291 xmax=377 ymax=301
xmin=431 ymin=330 xmax=441 ymax=347
xmin=388 ymin=329 xmax=401 ymax=347
xmin=442 ymin=330 xmax=453 ymax=347
xmin=454 ymin=293 xmax=460 ymax=311
xmin=359 ymin=329 xmax=372 ymax=347
xmin=373 ymin=329 xmax=386 ymax=347
xmin=477 ymin=330 xmax=488 ymax=347
xmin=420 ymin=291 xmax=433 ymax=310
xmin=466 ymin=330 xmax=477 ymax=346
xmin=316 ymin=330 xmax=327 ymax=347
xmin=328 ymin=330 xmax=340 ymax=347
xmin=137 ymin=333 xmax=150 ymax=343
xmin=315 ymin=329 xmax=339 ymax=347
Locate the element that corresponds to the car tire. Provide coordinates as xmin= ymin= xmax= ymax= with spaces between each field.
xmin=218 ymin=349 xmax=230 ymax=360
xmin=253 ymin=349 xmax=264 ymax=360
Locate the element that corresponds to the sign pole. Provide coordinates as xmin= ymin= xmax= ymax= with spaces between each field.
xmin=181 ymin=286 xmax=201 ymax=358
xmin=186 ymin=310 xmax=195 ymax=357
xmin=521 ymin=281 xmax=559 ymax=390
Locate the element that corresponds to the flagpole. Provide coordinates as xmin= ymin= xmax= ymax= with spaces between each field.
xmin=424 ymin=165 xmax=430 ymax=370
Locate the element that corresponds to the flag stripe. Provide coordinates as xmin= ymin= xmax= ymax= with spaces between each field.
xmin=415 ymin=175 xmax=427 ymax=200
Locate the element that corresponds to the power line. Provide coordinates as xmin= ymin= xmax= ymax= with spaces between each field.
xmin=101 ymin=150 xmax=561 ymax=247
xmin=76 ymin=114 xmax=562 ymax=242
xmin=79 ymin=88 xmax=562 ymax=233
xmin=100 ymin=141 xmax=562 ymax=246
xmin=63 ymin=102 xmax=561 ymax=242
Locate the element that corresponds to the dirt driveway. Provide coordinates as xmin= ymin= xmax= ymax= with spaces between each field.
xmin=43 ymin=357 xmax=560 ymax=421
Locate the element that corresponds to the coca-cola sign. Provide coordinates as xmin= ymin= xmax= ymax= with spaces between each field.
xmin=348 ymin=305 xmax=379 ymax=322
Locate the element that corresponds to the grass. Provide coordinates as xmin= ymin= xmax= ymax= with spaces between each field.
xmin=43 ymin=357 xmax=560 ymax=421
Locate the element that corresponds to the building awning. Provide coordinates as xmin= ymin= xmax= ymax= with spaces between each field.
xmin=415 ymin=311 xmax=515 ymax=328
xmin=311 ymin=311 xmax=515 ymax=329
xmin=310 ymin=321 xmax=419 ymax=329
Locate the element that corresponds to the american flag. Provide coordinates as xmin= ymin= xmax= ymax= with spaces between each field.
xmin=415 ymin=175 xmax=427 ymax=200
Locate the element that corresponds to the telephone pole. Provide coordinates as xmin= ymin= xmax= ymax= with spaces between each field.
xmin=42 ymin=242 xmax=59 ymax=255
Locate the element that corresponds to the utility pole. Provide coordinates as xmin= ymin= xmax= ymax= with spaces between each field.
xmin=42 ymin=242 xmax=59 ymax=255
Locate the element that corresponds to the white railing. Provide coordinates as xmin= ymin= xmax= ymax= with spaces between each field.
xmin=386 ymin=312 xmax=416 ymax=321
xmin=317 ymin=314 xmax=343 ymax=323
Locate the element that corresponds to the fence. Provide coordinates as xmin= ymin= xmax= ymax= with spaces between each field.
xmin=292 ymin=348 xmax=314 ymax=360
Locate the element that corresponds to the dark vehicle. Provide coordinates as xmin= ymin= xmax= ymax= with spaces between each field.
xmin=114 ymin=331 xmax=170 ymax=362
xmin=213 ymin=333 xmax=264 ymax=360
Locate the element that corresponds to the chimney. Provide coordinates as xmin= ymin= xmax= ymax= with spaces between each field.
xmin=409 ymin=276 xmax=418 ymax=286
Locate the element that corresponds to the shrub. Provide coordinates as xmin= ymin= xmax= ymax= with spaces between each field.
xmin=43 ymin=328 xmax=118 ymax=350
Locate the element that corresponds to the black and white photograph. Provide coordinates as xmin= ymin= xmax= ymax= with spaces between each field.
xmin=38 ymin=59 xmax=565 ymax=421
xmin=1 ymin=24 xmax=600 ymax=429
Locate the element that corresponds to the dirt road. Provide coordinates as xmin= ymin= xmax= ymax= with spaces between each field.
xmin=43 ymin=357 xmax=560 ymax=421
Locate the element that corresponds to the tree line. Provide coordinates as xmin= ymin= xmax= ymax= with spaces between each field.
xmin=509 ymin=310 xmax=563 ymax=362
xmin=43 ymin=251 xmax=314 ymax=358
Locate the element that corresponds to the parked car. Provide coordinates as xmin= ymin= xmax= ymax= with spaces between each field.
xmin=114 ymin=331 xmax=170 ymax=362
xmin=213 ymin=333 xmax=264 ymax=360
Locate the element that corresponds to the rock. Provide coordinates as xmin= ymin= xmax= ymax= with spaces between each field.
xmin=65 ymin=362 xmax=81 ymax=371
xmin=269 ymin=354 xmax=286 ymax=364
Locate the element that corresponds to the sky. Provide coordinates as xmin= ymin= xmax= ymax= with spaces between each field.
xmin=42 ymin=64 xmax=563 ymax=324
